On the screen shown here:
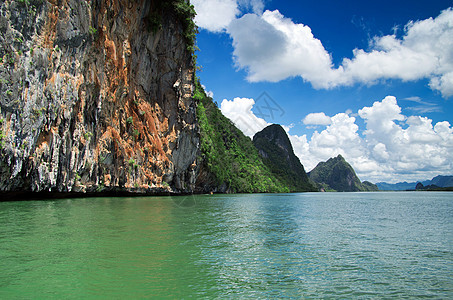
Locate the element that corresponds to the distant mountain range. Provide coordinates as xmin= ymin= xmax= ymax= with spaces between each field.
xmin=376 ymin=175 xmax=453 ymax=191
xmin=308 ymin=155 xmax=378 ymax=192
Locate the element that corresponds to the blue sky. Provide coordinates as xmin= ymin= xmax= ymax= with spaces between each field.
xmin=191 ymin=0 xmax=453 ymax=183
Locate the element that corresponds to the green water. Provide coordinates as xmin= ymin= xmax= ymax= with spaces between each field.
xmin=0 ymin=192 xmax=452 ymax=298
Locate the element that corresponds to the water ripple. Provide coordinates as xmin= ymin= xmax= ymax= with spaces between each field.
xmin=0 ymin=192 xmax=452 ymax=298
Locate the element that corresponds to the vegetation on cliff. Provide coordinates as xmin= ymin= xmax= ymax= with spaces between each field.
xmin=147 ymin=0 xmax=198 ymax=53
xmin=194 ymin=80 xmax=289 ymax=193
xmin=253 ymin=125 xmax=316 ymax=192
xmin=308 ymin=155 xmax=378 ymax=192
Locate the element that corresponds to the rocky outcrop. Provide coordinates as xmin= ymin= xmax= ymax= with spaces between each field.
xmin=193 ymin=87 xmax=292 ymax=194
xmin=308 ymin=155 xmax=378 ymax=192
xmin=0 ymin=0 xmax=199 ymax=195
xmin=253 ymin=124 xmax=316 ymax=192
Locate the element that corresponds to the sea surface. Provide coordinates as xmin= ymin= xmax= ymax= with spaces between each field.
xmin=0 ymin=192 xmax=452 ymax=299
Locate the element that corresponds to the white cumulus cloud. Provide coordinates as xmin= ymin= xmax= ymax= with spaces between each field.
xmin=192 ymin=0 xmax=265 ymax=32
xmin=303 ymin=112 xmax=332 ymax=126
xmin=192 ymin=0 xmax=239 ymax=32
xmin=238 ymin=0 xmax=265 ymax=14
xmin=302 ymin=113 xmax=368 ymax=171
xmin=228 ymin=10 xmax=338 ymax=84
xmin=227 ymin=8 xmax=453 ymax=97
xmin=220 ymin=97 xmax=270 ymax=137
xmin=358 ymin=96 xmax=406 ymax=147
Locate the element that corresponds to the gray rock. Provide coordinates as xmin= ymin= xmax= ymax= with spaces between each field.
xmin=0 ymin=0 xmax=199 ymax=195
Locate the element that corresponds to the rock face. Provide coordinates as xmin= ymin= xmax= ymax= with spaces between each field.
xmin=253 ymin=124 xmax=315 ymax=192
xmin=0 ymin=0 xmax=198 ymax=195
xmin=308 ymin=155 xmax=378 ymax=192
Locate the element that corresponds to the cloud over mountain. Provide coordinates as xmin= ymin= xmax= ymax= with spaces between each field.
xmin=221 ymin=95 xmax=453 ymax=183
xmin=220 ymin=97 xmax=270 ymax=137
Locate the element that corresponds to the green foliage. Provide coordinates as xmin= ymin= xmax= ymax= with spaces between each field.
xmin=362 ymin=181 xmax=379 ymax=191
xmin=128 ymin=158 xmax=139 ymax=172
xmin=89 ymin=26 xmax=97 ymax=36
xmin=84 ymin=132 xmax=93 ymax=140
xmin=195 ymin=80 xmax=289 ymax=193
xmin=16 ymin=0 xmax=43 ymax=7
xmin=16 ymin=0 xmax=29 ymax=6
xmin=126 ymin=116 xmax=133 ymax=125
xmin=147 ymin=0 xmax=198 ymax=53
xmin=5 ymin=53 xmax=15 ymax=66
xmin=96 ymin=182 xmax=104 ymax=192
xmin=172 ymin=0 xmax=197 ymax=52
xmin=32 ymin=107 xmax=43 ymax=117
xmin=193 ymin=88 xmax=204 ymax=102
xmin=147 ymin=11 xmax=162 ymax=33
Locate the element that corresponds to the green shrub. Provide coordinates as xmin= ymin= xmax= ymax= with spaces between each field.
xmin=89 ymin=26 xmax=97 ymax=36
xmin=84 ymin=132 xmax=93 ymax=140
xmin=16 ymin=0 xmax=43 ymax=7
xmin=146 ymin=1 xmax=198 ymax=54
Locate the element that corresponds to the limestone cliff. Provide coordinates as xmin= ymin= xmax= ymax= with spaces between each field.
xmin=253 ymin=124 xmax=315 ymax=192
xmin=0 ymin=0 xmax=199 ymax=196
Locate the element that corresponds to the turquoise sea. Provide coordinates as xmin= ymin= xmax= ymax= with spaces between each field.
xmin=0 ymin=192 xmax=452 ymax=298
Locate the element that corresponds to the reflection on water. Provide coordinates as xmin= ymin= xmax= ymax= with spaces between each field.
xmin=0 ymin=192 xmax=452 ymax=298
